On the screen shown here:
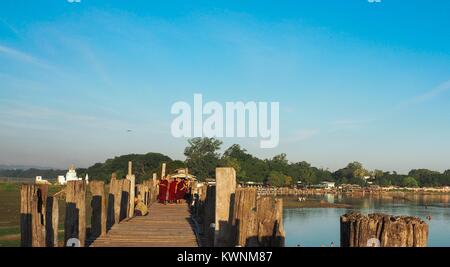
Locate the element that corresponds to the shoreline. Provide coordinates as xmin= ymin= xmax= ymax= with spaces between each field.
xmin=283 ymin=199 xmax=353 ymax=209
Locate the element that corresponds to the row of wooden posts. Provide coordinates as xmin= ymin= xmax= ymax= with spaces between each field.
xmin=192 ymin=167 xmax=286 ymax=247
xmin=20 ymin=162 xmax=158 ymax=247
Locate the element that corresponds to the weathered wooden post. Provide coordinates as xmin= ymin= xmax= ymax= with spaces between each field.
xmin=45 ymin=196 xmax=59 ymax=247
xmin=142 ymin=180 xmax=150 ymax=205
xmin=120 ymin=179 xmax=131 ymax=221
xmin=90 ymin=181 xmax=106 ymax=239
xmin=214 ymin=167 xmax=236 ymax=247
xmin=161 ymin=163 xmax=166 ymax=179
xmin=256 ymin=197 xmax=285 ymax=247
xmin=107 ymin=174 xmax=120 ymax=229
xmin=38 ymin=185 xmax=48 ymax=226
xmin=64 ymin=180 xmax=86 ymax=247
xmin=126 ymin=161 xmax=136 ymax=218
xmin=203 ymin=185 xmax=216 ymax=247
xmin=20 ymin=184 xmax=46 ymax=247
xmin=340 ymin=212 xmax=429 ymax=247
xmin=231 ymin=187 xmax=258 ymax=247
xmin=152 ymin=173 xmax=158 ymax=203
xmin=196 ymin=184 xmax=207 ymax=218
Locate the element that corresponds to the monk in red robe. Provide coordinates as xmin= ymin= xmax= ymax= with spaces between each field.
xmin=158 ymin=178 xmax=169 ymax=204
xmin=168 ymin=177 xmax=178 ymax=204
xmin=176 ymin=178 xmax=187 ymax=203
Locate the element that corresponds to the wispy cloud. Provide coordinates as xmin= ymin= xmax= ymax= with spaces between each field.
xmin=398 ymin=80 xmax=450 ymax=109
xmin=0 ymin=100 xmax=167 ymax=136
xmin=0 ymin=101 xmax=124 ymax=132
xmin=331 ymin=119 xmax=372 ymax=127
xmin=0 ymin=44 xmax=51 ymax=69
xmin=284 ymin=129 xmax=320 ymax=143
xmin=57 ymin=36 xmax=113 ymax=86
xmin=0 ymin=19 xmax=21 ymax=37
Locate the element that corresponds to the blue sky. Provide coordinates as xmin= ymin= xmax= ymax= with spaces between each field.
xmin=0 ymin=0 xmax=449 ymax=173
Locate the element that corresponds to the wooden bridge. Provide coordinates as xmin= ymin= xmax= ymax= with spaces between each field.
xmin=20 ymin=165 xmax=285 ymax=247
xmin=89 ymin=203 xmax=199 ymax=247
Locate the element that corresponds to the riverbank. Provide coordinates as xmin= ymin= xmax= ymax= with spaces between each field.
xmin=257 ymin=186 xmax=450 ymax=197
xmin=283 ymin=198 xmax=353 ymax=209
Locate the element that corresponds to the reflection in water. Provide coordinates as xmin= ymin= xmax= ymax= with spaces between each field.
xmin=283 ymin=193 xmax=450 ymax=247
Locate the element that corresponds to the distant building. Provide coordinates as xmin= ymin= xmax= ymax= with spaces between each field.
xmin=170 ymin=168 xmax=196 ymax=181
xmin=35 ymin=176 xmax=51 ymax=185
xmin=308 ymin=181 xmax=335 ymax=189
xmin=321 ymin=181 xmax=335 ymax=189
xmin=57 ymin=165 xmax=89 ymax=185
xmin=296 ymin=181 xmax=306 ymax=189
xmin=240 ymin=181 xmax=264 ymax=187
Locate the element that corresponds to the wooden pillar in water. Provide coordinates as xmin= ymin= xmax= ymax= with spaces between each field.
xmin=64 ymin=181 xmax=86 ymax=247
xmin=214 ymin=167 xmax=236 ymax=247
xmin=126 ymin=161 xmax=136 ymax=218
xmin=20 ymin=184 xmax=46 ymax=247
xmin=340 ymin=212 xmax=429 ymax=247
xmin=256 ymin=197 xmax=285 ymax=247
xmin=231 ymin=187 xmax=258 ymax=247
xmin=90 ymin=181 xmax=106 ymax=239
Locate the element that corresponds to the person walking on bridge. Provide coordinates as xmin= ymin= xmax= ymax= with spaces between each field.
xmin=158 ymin=176 xmax=169 ymax=204
xmin=176 ymin=178 xmax=188 ymax=204
xmin=168 ymin=176 xmax=178 ymax=204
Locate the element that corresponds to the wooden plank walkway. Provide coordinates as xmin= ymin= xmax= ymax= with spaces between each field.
xmin=89 ymin=203 xmax=199 ymax=247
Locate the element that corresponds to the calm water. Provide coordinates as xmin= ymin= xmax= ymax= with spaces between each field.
xmin=283 ymin=193 xmax=450 ymax=247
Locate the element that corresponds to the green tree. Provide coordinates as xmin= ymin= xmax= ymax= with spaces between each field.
xmin=266 ymin=171 xmax=293 ymax=187
xmin=86 ymin=152 xmax=172 ymax=183
xmin=268 ymin=171 xmax=285 ymax=187
xmin=267 ymin=153 xmax=289 ymax=172
xmin=220 ymin=157 xmax=242 ymax=179
xmin=221 ymin=144 xmax=270 ymax=183
xmin=402 ymin=176 xmax=419 ymax=188
xmin=184 ymin=137 xmax=222 ymax=180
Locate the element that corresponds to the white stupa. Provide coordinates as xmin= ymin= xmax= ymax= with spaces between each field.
xmin=57 ymin=165 xmax=89 ymax=185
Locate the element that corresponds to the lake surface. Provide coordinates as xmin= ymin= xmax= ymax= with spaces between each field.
xmin=283 ymin=193 xmax=450 ymax=247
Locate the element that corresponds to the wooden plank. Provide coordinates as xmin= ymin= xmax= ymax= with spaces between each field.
xmin=89 ymin=203 xmax=198 ymax=247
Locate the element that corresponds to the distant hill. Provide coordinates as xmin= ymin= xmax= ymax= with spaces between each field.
xmin=77 ymin=152 xmax=185 ymax=183
xmin=0 ymin=164 xmax=55 ymax=170
xmin=0 ymin=152 xmax=186 ymax=184
xmin=0 ymin=168 xmax=66 ymax=179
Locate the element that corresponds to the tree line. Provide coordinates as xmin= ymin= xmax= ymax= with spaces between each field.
xmin=1 ymin=137 xmax=449 ymax=187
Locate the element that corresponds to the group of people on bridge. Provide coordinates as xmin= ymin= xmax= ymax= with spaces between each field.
xmin=158 ymin=176 xmax=190 ymax=204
